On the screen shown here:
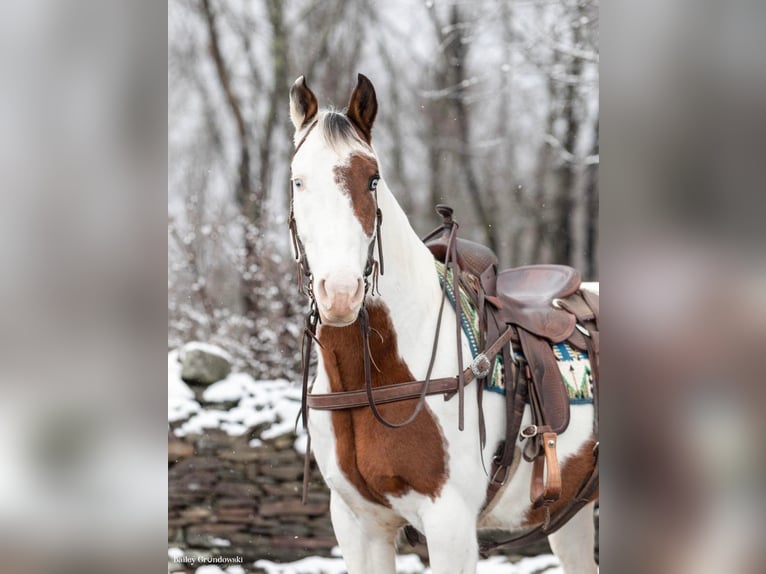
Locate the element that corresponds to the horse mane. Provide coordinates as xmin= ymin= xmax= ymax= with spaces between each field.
xmin=317 ymin=110 xmax=371 ymax=154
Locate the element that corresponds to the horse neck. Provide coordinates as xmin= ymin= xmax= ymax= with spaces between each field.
xmin=315 ymin=181 xmax=446 ymax=393
xmin=372 ymin=182 xmax=443 ymax=338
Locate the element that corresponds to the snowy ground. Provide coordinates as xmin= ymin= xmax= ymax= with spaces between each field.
xmin=169 ymin=546 xmax=562 ymax=574
xmin=169 ymin=349 xmax=307 ymax=451
xmin=168 ymin=348 xmax=562 ymax=573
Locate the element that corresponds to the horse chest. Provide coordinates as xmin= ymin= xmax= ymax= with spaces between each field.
xmin=317 ymin=302 xmax=449 ymax=507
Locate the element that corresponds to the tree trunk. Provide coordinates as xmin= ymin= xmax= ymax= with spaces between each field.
xmin=445 ymin=5 xmax=498 ymax=253
xmin=584 ymin=118 xmax=599 ymax=279
xmin=530 ymin=73 xmax=559 ymax=266
xmin=199 ymin=0 xmax=256 ymax=225
xmin=258 ymin=0 xmax=288 ymax=222
xmin=550 ymin=18 xmax=584 ymax=266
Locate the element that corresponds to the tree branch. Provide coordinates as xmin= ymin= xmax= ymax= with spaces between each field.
xmin=199 ymin=0 xmax=257 ymax=223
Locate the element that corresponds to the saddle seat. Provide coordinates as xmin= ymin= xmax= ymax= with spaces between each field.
xmin=495 ymin=265 xmax=581 ymax=343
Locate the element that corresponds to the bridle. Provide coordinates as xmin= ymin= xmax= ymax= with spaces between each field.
xmin=287 ymin=121 xmax=386 ymax=426
xmin=288 ymin=121 xmax=384 ymax=299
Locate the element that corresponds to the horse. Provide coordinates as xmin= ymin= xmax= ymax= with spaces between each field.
xmin=287 ymin=73 xmax=598 ymax=574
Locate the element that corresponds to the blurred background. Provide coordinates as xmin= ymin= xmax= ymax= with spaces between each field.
xmin=0 ymin=0 xmax=762 ymax=572
xmin=168 ymin=0 xmax=599 ymax=379
xmin=168 ymin=3 xmax=599 ymax=571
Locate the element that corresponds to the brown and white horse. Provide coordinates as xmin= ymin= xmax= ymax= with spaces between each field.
xmin=288 ymin=74 xmax=598 ymax=574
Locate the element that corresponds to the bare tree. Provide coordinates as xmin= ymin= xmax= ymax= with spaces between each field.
xmin=168 ymin=0 xmax=599 ymax=377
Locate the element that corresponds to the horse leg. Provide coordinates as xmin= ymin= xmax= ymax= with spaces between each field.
xmin=330 ymin=492 xmax=397 ymax=574
xmin=547 ymin=501 xmax=598 ymax=574
xmin=420 ymin=488 xmax=479 ymax=574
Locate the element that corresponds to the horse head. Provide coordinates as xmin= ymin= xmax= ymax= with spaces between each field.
xmin=289 ymin=74 xmax=382 ymax=326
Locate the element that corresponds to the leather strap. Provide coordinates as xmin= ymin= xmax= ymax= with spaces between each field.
xmin=308 ymin=326 xmax=514 ymax=411
xmin=530 ymin=431 xmax=562 ymax=507
xmin=518 ymin=328 xmax=571 ymax=434
xmin=299 ymin=306 xmax=320 ymax=503
xmin=484 ymin=350 xmax=529 ymax=508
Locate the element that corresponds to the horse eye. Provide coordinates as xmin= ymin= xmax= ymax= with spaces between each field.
xmin=292 ymin=178 xmax=304 ymax=190
xmin=368 ymin=175 xmax=380 ymax=191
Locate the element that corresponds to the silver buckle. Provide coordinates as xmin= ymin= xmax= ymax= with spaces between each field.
xmin=576 ymin=323 xmax=591 ymax=337
xmin=470 ymin=354 xmax=492 ymax=379
xmin=520 ymin=425 xmax=538 ymax=439
xmin=490 ymin=463 xmax=511 ymax=485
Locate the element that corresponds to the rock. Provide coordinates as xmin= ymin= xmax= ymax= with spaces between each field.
xmin=218 ymin=448 xmax=262 ymax=462
xmin=259 ymin=499 xmax=329 ymax=517
xmin=168 ymin=439 xmax=194 ymax=462
xmin=180 ymin=342 xmax=232 ymax=384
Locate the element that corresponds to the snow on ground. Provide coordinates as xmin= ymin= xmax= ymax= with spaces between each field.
xmin=175 ymin=552 xmax=562 ymax=574
xmin=168 ymin=350 xmax=304 ymax=445
xmin=252 ymin=553 xmax=561 ymax=574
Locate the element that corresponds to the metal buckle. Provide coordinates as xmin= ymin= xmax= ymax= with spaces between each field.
xmin=520 ymin=425 xmax=538 ymax=439
xmin=576 ymin=323 xmax=591 ymax=337
xmin=470 ymin=354 xmax=492 ymax=378
xmin=490 ymin=463 xmax=511 ymax=486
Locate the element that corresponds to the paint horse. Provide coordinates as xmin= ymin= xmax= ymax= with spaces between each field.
xmin=288 ymin=74 xmax=599 ymax=574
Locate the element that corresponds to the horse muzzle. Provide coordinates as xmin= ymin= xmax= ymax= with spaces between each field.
xmin=315 ymin=272 xmax=364 ymax=326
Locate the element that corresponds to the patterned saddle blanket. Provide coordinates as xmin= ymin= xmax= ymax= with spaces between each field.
xmin=435 ymin=261 xmax=593 ymax=404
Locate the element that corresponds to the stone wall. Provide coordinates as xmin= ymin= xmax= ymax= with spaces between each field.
xmin=168 ymin=427 xmax=337 ymax=572
xmin=168 ymin=426 xmax=560 ymax=574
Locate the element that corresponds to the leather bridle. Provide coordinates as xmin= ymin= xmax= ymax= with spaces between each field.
xmin=288 ymin=122 xmax=386 ymax=431
xmin=289 ymin=121 xmax=384 ymax=301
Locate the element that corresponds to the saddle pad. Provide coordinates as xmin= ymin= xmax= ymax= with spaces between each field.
xmin=435 ymin=261 xmax=593 ymax=404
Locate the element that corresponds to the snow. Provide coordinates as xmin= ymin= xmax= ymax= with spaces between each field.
xmin=202 ymin=372 xmax=256 ymax=402
xmin=246 ymin=553 xmax=560 ymax=574
xmin=195 ymin=567 xmax=245 ymax=574
xmin=168 ymin=351 xmax=304 ymax=448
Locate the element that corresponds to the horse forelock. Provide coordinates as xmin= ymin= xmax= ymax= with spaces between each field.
xmin=317 ymin=110 xmax=372 ymax=155
xmin=292 ymin=110 xmax=379 ymax=239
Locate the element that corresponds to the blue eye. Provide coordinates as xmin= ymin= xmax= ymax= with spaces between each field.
xmin=369 ymin=175 xmax=380 ymax=191
xmin=292 ymin=178 xmax=304 ymax=190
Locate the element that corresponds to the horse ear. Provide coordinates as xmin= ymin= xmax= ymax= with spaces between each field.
xmin=290 ymin=76 xmax=318 ymax=131
xmin=346 ymin=73 xmax=377 ymax=143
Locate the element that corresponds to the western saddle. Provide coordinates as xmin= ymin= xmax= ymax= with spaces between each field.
xmin=423 ymin=205 xmax=600 ymax=550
